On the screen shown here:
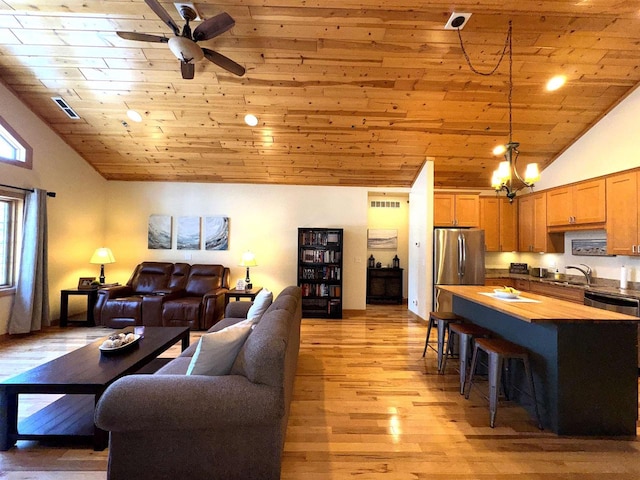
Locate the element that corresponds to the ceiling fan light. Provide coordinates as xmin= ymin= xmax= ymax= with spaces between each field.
xmin=168 ymin=36 xmax=203 ymax=63
xmin=244 ymin=114 xmax=258 ymax=126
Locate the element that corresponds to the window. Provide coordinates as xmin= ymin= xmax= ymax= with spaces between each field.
xmin=0 ymin=193 xmax=22 ymax=293
xmin=0 ymin=116 xmax=32 ymax=169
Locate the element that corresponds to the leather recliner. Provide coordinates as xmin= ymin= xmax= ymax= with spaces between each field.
xmin=161 ymin=264 xmax=230 ymax=330
xmin=94 ymin=262 xmax=189 ymax=328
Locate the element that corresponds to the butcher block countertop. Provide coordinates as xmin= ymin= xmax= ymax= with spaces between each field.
xmin=438 ymin=285 xmax=640 ymax=324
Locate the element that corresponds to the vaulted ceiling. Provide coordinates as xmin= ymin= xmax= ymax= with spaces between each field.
xmin=1 ymin=1 xmax=639 ymax=188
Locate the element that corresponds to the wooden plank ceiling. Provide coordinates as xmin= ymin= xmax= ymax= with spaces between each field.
xmin=0 ymin=1 xmax=639 ymax=188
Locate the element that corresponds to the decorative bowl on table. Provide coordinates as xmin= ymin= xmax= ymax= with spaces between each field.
xmin=99 ymin=332 xmax=140 ymax=353
xmin=493 ymin=287 xmax=520 ymax=299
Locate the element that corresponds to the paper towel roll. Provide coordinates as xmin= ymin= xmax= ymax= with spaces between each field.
xmin=620 ymin=266 xmax=628 ymax=289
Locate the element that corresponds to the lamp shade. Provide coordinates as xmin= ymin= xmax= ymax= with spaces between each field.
xmin=240 ymin=251 xmax=257 ymax=267
xmin=90 ymin=247 xmax=115 ymax=265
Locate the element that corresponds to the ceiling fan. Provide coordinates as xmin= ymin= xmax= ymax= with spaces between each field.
xmin=117 ymin=0 xmax=245 ymax=79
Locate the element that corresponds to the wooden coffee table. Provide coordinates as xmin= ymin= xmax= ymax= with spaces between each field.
xmin=0 ymin=326 xmax=190 ymax=451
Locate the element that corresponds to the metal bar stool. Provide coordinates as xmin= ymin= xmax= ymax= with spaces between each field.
xmin=422 ymin=311 xmax=464 ymax=372
xmin=465 ymin=337 xmax=543 ymax=429
xmin=441 ymin=323 xmax=492 ymax=392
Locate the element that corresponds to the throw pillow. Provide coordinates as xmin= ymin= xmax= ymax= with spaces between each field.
xmin=246 ymin=288 xmax=273 ymax=322
xmin=186 ymin=319 xmax=254 ymax=376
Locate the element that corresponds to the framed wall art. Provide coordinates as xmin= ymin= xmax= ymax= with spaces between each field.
xmin=148 ymin=215 xmax=172 ymax=249
xmin=204 ymin=216 xmax=229 ymax=250
xmin=177 ymin=216 xmax=201 ymax=250
xmin=367 ymin=229 xmax=398 ymax=249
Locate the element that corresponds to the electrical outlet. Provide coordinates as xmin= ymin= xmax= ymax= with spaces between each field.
xmin=354 ymin=256 xmax=362 ymax=263
xmin=184 ymin=252 xmax=192 ymax=260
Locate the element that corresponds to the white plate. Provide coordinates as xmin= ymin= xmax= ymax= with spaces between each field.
xmin=99 ymin=334 xmax=141 ymax=352
xmin=493 ymin=289 xmax=520 ymax=299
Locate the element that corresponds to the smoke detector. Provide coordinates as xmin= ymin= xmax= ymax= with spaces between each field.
xmin=444 ymin=12 xmax=472 ymax=30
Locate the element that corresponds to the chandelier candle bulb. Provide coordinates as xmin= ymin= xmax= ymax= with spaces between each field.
xmin=621 ymin=266 xmax=628 ymax=289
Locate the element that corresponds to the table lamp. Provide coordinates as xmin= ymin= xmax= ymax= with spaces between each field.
xmin=240 ymin=251 xmax=257 ymax=290
xmin=90 ymin=247 xmax=116 ymax=284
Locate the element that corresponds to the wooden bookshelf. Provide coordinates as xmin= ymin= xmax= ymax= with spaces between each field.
xmin=297 ymin=228 xmax=343 ymax=319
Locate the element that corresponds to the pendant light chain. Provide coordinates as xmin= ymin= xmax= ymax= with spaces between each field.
xmin=507 ymin=21 xmax=513 ymax=144
xmin=457 ymin=21 xmax=511 ymax=77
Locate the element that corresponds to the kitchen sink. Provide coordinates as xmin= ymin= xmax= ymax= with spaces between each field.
xmin=547 ymin=280 xmax=590 ymax=288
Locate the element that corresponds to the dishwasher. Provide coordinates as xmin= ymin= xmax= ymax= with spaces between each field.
xmin=584 ymin=290 xmax=640 ymax=370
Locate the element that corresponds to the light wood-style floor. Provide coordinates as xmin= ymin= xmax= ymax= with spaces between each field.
xmin=1 ymin=305 xmax=640 ymax=479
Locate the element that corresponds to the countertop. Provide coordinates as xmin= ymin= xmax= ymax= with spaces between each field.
xmin=485 ymin=271 xmax=640 ymax=301
xmin=437 ymin=285 xmax=640 ymax=323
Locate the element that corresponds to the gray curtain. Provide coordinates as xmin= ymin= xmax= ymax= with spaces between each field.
xmin=9 ymin=189 xmax=50 ymax=334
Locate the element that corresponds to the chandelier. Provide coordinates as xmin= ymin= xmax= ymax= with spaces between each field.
xmin=455 ymin=18 xmax=540 ymax=203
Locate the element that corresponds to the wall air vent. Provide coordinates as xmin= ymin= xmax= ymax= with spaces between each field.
xmin=370 ymin=201 xmax=400 ymax=208
xmin=51 ymin=96 xmax=80 ymax=119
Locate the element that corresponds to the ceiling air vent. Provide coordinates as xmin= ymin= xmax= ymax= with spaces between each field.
xmin=51 ymin=96 xmax=80 ymax=119
xmin=370 ymin=201 xmax=401 ymax=208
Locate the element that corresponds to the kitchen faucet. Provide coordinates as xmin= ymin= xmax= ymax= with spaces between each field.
xmin=566 ymin=264 xmax=592 ymax=285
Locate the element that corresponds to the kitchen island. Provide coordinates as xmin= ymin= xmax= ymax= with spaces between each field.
xmin=439 ymin=285 xmax=640 ymax=436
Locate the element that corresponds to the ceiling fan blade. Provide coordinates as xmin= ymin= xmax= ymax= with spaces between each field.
xmin=193 ymin=12 xmax=235 ymax=42
xmin=180 ymin=61 xmax=195 ymax=80
xmin=117 ymin=31 xmax=169 ymax=43
xmin=202 ymin=48 xmax=245 ymax=76
xmin=145 ymin=0 xmax=181 ymax=36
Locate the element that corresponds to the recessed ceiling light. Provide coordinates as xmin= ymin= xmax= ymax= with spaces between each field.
xmin=493 ymin=145 xmax=506 ymax=156
xmin=546 ymin=75 xmax=566 ymax=91
xmin=126 ymin=110 xmax=143 ymax=122
xmin=244 ymin=114 xmax=258 ymax=126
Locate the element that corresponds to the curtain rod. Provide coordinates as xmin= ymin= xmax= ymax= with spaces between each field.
xmin=0 ymin=183 xmax=56 ymax=197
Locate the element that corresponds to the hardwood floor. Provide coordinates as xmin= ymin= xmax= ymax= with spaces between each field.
xmin=1 ymin=305 xmax=640 ymax=479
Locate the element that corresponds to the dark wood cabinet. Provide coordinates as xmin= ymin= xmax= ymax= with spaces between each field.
xmin=297 ymin=228 xmax=343 ymax=319
xmin=367 ymin=268 xmax=403 ymax=304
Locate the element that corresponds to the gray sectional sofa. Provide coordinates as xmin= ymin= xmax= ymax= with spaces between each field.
xmin=94 ymin=286 xmax=302 ymax=480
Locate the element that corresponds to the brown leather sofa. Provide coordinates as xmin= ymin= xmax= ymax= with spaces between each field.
xmin=162 ymin=264 xmax=230 ymax=330
xmin=94 ymin=262 xmax=230 ymax=330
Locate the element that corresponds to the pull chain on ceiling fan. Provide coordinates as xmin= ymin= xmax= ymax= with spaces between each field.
xmin=117 ymin=0 xmax=245 ymax=79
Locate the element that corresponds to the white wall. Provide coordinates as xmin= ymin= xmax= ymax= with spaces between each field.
xmin=527 ymin=85 xmax=640 ymax=284
xmin=536 ymin=86 xmax=640 ymax=190
xmin=408 ymin=161 xmax=433 ymax=319
xmin=0 ymin=82 xmax=107 ymax=335
xmin=103 ymin=182 xmax=369 ymax=311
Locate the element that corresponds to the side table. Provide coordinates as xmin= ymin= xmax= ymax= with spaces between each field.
xmin=224 ymin=287 xmax=262 ymax=307
xmin=60 ymin=288 xmax=98 ymax=327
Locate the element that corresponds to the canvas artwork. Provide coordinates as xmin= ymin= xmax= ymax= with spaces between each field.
xmin=367 ymin=229 xmax=398 ymax=249
xmin=148 ymin=215 xmax=172 ymax=249
xmin=177 ymin=216 xmax=201 ymax=250
xmin=571 ymin=239 xmax=610 ymax=256
xmin=204 ymin=216 xmax=229 ymax=250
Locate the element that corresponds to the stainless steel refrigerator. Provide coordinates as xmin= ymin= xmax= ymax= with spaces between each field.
xmin=433 ymin=228 xmax=485 ymax=311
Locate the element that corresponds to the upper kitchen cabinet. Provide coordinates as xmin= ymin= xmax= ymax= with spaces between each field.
xmin=518 ymin=192 xmax=563 ymax=253
xmin=479 ymin=197 xmax=517 ymax=252
xmin=606 ymin=171 xmax=640 ymax=256
xmin=546 ymin=179 xmax=606 ymax=231
xmin=433 ymin=193 xmax=479 ymax=227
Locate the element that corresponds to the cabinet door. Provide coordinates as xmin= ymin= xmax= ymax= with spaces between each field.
xmin=546 ymin=187 xmax=572 ymax=226
xmin=479 ymin=197 xmax=500 ymax=251
xmin=532 ymin=193 xmax=548 ymax=252
xmin=574 ymin=178 xmax=605 ymax=224
xmin=499 ymin=198 xmax=518 ymax=252
xmin=606 ymin=172 xmax=638 ymax=255
xmin=518 ymin=195 xmax=534 ymax=252
xmin=433 ymin=194 xmax=455 ymax=226
xmin=455 ymin=194 xmax=480 ymax=227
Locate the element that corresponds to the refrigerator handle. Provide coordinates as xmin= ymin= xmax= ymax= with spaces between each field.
xmin=458 ymin=233 xmax=466 ymax=279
